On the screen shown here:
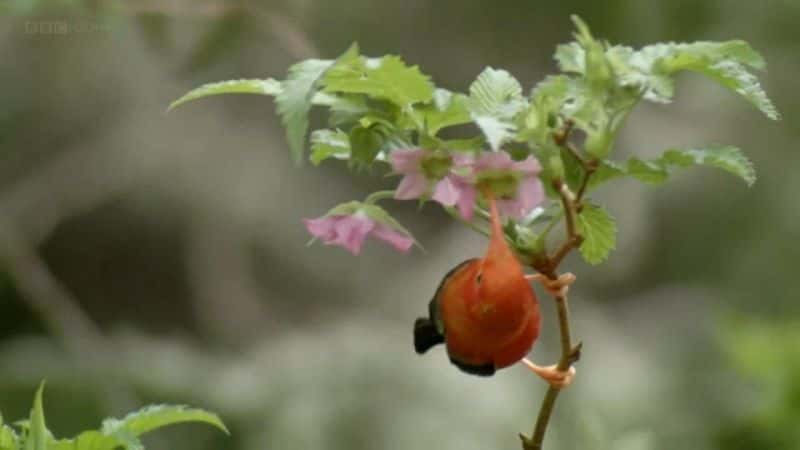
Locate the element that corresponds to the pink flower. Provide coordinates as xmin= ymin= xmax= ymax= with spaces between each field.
xmin=304 ymin=210 xmax=414 ymax=255
xmin=391 ymin=149 xmax=477 ymax=219
xmin=474 ymin=152 xmax=544 ymax=219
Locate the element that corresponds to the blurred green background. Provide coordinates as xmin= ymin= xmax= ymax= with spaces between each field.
xmin=0 ymin=1 xmax=798 ymax=449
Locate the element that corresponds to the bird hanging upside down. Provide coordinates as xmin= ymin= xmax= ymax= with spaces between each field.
xmin=413 ymin=191 xmax=576 ymax=388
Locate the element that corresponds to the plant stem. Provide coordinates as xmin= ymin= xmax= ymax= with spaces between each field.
xmin=364 ymin=190 xmax=397 ymax=204
xmin=524 ymin=280 xmax=582 ymax=450
xmin=522 ymin=172 xmax=590 ymax=450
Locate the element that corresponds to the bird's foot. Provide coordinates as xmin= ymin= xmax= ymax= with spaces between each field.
xmin=525 ymin=272 xmax=576 ymax=297
xmin=521 ymin=358 xmax=576 ymax=389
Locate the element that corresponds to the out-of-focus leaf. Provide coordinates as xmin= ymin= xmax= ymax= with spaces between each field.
xmin=23 ymin=383 xmax=47 ymax=450
xmin=0 ymin=416 xmax=18 ymax=450
xmin=100 ymin=405 xmax=228 ymax=437
xmin=590 ymin=145 xmax=755 ymax=189
xmin=323 ymin=46 xmax=434 ymax=108
xmin=276 ymin=59 xmax=335 ymax=164
xmin=168 ymin=79 xmax=281 ymax=111
xmin=310 ymin=129 xmax=350 ymax=165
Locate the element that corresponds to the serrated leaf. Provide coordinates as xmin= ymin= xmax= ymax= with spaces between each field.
xmin=467 ymin=67 xmax=525 ymax=117
xmin=687 ymin=60 xmax=779 ymax=120
xmin=51 ymin=432 xmax=130 ymax=450
xmin=23 ymin=384 xmax=47 ymax=450
xmin=323 ymin=49 xmax=434 ymax=108
xmin=310 ymin=129 xmax=350 ymax=165
xmin=554 ymin=42 xmax=585 ymax=74
xmin=100 ymin=405 xmax=228 ymax=438
xmin=609 ymin=41 xmax=779 ymax=119
xmin=576 ymin=204 xmax=616 ymax=265
xmin=168 ymin=79 xmax=281 ymax=110
xmin=420 ymin=90 xmax=471 ymax=135
xmin=466 ymin=67 xmax=527 ymax=150
xmin=661 ymin=146 xmax=756 ymax=186
xmin=277 ymin=59 xmax=335 ymax=164
xmin=1 ymin=421 xmax=18 ymax=450
xmin=626 ymin=158 xmax=669 ymax=184
xmin=472 ymin=115 xmax=514 ymax=151
xmin=589 ymin=145 xmax=756 ymax=189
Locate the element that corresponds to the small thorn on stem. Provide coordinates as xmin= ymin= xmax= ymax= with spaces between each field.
xmin=521 ymin=358 xmax=576 ymax=390
xmin=525 ymin=272 xmax=577 ymax=297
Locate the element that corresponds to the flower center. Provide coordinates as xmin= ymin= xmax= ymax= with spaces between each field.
xmin=420 ymin=152 xmax=453 ymax=180
xmin=476 ymin=170 xmax=521 ymax=199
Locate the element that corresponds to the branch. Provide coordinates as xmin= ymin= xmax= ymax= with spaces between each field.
xmin=521 ymin=170 xmax=587 ymax=449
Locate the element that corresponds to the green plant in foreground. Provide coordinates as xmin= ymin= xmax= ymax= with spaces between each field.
xmin=0 ymin=384 xmax=227 ymax=450
xmin=170 ymin=16 xmax=778 ymax=449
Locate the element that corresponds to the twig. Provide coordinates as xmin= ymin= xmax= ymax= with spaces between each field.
xmin=523 ymin=278 xmax=582 ymax=450
xmin=521 ymin=174 xmax=588 ymax=449
xmin=547 ymin=181 xmax=583 ymax=269
xmin=574 ymin=159 xmax=598 ymax=205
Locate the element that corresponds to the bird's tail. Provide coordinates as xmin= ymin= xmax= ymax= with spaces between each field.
xmin=414 ymin=317 xmax=444 ymax=354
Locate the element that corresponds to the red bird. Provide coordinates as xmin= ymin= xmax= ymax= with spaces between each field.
xmin=414 ymin=192 xmax=575 ymax=387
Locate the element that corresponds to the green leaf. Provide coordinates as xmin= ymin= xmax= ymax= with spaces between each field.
xmin=576 ymin=204 xmax=616 ymax=265
xmin=348 ymin=126 xmax=385 ymax=170
xmin=323 ymin=47 xmax=434 ymax=108
xmin=609 ymin=40 xmax=779 ymax=119
xmin=466 ymin=67 xmax=527 ymax=151
xmin=51 ymin=432 xmax=130 ymax=450
xmin=1 ymin=418 xmax=19 ymax=450
xmin=168 ymin=79 xmax=281 ymax=111
xmin=661 ymin=146 xmax=756 ymax=186
xmin=419 ymin=90 xmax=471 ymax=135
xmin=467 ymin=67 xmax=525 ymax=117
xmin=24 ymin=384 xmax=47 ymax=450
xmin=554 ymin=42 xmax=585 ymax=74
xmin=100 ymin=405 xmax=228 ymax=438
xmin=276 ymin=59 xmax=335 ymax=164
xmin=310 ymin=129 xmax=350 ymax=165
xmin=471 ymin=116 xmax=514 ymax=151
xmin=593 ymin=145 xmax=755 ymax=189
xmin=684 ymin=59 xmax=779 ymax=120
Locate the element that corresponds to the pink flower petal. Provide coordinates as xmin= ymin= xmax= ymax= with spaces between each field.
xmin=372 ymin=224 xmax=414 ymax=253
xmin=330 ymin=214 xmax=375 ymax=255
xmin=303 ymin=216 xmax=337 ymax=241
xmin=513 ymin=156 xmax=542 ymax=174
xmin=516 ymin=177 xmax=545 ymax=213
xmin=452 ymin=152 xmax=475 ymax=167
xmin=474 ymin=151 xmax=514 ymax=171
xmin=390 ymin=148 xmax=425 ymax=174
xmin=394 ymin=172 xmax=428 ymax=200
xmin=432 ymin=176 xmax=459 ymax=206
xmin=495 ymin=198 xmax=524 ymax=219
xmin=456 ymin=181 xmax=477 ymax=220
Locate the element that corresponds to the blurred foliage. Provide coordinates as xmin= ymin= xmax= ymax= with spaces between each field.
xmin=0 ymin=1 xmax=798 ymax=450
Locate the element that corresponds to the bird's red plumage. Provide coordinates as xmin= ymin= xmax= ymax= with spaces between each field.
xmin=439 ymin=194 xmax=541 ymax=370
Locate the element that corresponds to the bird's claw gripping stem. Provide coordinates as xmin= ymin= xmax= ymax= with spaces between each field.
xmin=521 ymin=359 xmax=576 ymax=389
xmin=525 ymin=272 xmax=576 ymax=297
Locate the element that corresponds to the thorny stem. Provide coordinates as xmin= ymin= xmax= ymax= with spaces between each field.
xmin=520 ymin=122 xmax=595 ymax=450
